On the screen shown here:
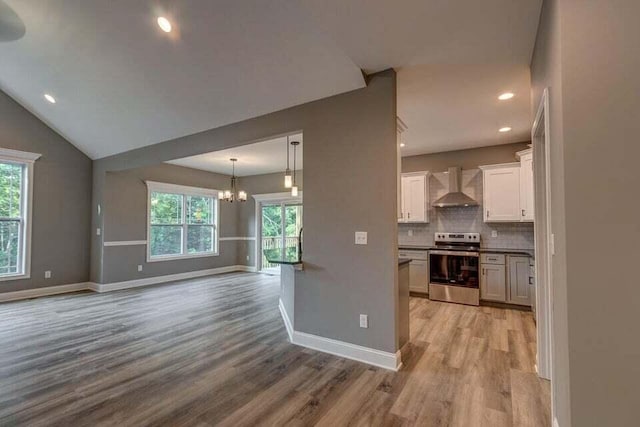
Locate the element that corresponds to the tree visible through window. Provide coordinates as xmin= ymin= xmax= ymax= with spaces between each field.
xmin=0 ymin=162 xmax=24 ymax=276
xmin=148 ymin=184 xmax=218 ymax=260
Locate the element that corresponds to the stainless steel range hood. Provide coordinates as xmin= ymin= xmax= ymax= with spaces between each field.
xmin=433 ymin=167 xmax=478 ymax=208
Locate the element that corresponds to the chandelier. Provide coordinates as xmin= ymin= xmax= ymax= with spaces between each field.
xmin=218 ymin=158 xmax=247 ymax=202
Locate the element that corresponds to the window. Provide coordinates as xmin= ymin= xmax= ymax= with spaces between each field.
xmin=0 ymin=148 xmax=40 ymax=281
xmin=146 ymin=181 xmax=219 ymax=261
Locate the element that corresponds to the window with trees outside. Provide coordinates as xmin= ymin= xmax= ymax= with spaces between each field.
xmin=0 ymin=148 xmax=39 ymax=281
xmin=146 ymin=181 xmax=219 ymax=261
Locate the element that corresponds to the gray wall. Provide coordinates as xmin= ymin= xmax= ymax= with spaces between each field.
xmin=402 ymin=141 xmax=530 ymax=173
xmin=101 ymin=163 xmax=240 ymax=283
xmin=92 ymin=70 xmax=398 ymax=353
xmin=532 ymin=1 xmax=640 ymax=425
xmin=0 ymin=90 xmax=92 ymax=293
xmin=530 ymin=1 xmax=570 ymax=425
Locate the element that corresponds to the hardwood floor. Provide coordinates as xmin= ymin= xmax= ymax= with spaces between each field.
xmin=0 ymin=273 xmax=550 ymax=426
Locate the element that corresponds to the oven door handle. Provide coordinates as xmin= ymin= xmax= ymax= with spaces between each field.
xmin=429 ymin=250 xmax=480 ymax=257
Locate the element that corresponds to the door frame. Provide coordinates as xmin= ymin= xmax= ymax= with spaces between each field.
xmin=532 ymin=89 xmax=554 ymax=396
xmin=253 ymin=192 xmax=303 ymax=272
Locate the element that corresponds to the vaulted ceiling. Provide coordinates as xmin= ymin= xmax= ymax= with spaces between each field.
xmin=0 ymin=0 xmax=542 ymax=159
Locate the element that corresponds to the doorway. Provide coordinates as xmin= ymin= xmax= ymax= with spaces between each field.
xmin=258 ymin=200 xmax=303 ymax=273
xmin=532 ymin=88 xmax=554 ymax=385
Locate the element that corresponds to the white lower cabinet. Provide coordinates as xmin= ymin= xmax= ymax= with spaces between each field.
xmin=480 ymin=264 xmax=506 ymax=301
xmin=399 ymin=250 xmax=428 ymax=294
xmin=508 ymin=256 xmax=532 ymax=305
xmin=481 ymin=253 xmax=532 ymax=306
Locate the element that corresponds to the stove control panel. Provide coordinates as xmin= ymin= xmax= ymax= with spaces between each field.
xmin=434 ymin=232 xmax=480 ymax=243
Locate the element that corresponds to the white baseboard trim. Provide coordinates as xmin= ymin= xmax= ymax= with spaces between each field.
xmin=2 ymin=265 xmax=259 ymax=301
xmin=92 ymin=265 xmax=257 ymax=292
xmin=277 ymin=301 xmax=401 ymax=371
xmin=0 ymin=282 xmax=91 ymax=303
xmin=278 ymin=299 xmax=294 ymax=341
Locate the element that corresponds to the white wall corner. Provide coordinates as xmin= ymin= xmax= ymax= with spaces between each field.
xmin=278 ymin=299 xmax=294 ymax=341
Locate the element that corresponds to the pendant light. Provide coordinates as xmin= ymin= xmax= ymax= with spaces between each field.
xmin=218 ymin=158 xmax=247 ymax=202
xmin=284 ymin=135 xmax=293 ymax=188
xmin=290 ymin=140 xmax=300 ymax=197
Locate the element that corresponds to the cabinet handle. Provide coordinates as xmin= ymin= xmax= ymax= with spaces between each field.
xmin=482 ymin=268 xmax=485 ymax=275
xmin=407 ymin=212 xmax=411 ymax=219
xmin=487 ymin=210 xmax=490 ymax=218
xmin=522 ymin=209 xmax=525 ymax=217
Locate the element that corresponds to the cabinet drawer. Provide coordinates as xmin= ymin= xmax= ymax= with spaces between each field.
xmin=481 ymin=253 xmax=505 ymax=265
xmin=399 ymin=250 xmax=428 ymax=260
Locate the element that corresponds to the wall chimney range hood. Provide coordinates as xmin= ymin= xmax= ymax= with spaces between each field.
xmin=433 ymin=167 xmax=478 ymax=208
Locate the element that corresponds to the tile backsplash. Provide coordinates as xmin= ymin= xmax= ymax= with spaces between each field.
xmin=398 ymin=169 xmax=535 ymax=250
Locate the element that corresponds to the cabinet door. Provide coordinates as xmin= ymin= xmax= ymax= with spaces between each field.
xmin=519 ymin=153 xmax=535 ymax=222
xmin=484 ymin=167 xmax=521 ymax=222
xmin=407 ymin=175 xmax=427 ymax=222
xmin=409 ymin=259 xmax=428 ymax=294
xmin=508 ymin=256 xmax=531 ymax=306
xmin=401 ymin=175 xmax=428 ymax=222
xmin=480 ymin=264 xmax=506 ymax=301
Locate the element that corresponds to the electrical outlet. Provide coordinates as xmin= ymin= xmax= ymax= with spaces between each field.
xmin=96 ymin=228 xmax=101 ymax=236
xmin=408 ymin=229 xmax=413 ymax=237
xmin=44 ymin=270 xmax=51 ymax=279
xmin=246 ymin=255 xmax=250 ymax=261
xmin=491 ymin=230 xmax=498 ymax=238
xmin=355 ymin=231 xmax=368 ymax=245
xmin=137 ymin=265 xmax=143 ymax=272
xmin=359 ymin=314 xmax=368 ymax=328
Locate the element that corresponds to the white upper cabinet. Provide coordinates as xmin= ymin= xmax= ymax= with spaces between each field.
xmin=479 ymin=163 xmax=521 ymax=222
xmin=400 ymin=172 xmax=429 ymax=223
xmin=517 ymin=149 xmax=534 ymax=222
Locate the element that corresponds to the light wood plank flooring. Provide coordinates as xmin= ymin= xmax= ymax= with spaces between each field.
xmin=0 ymin=273 xmax=550 ymax=426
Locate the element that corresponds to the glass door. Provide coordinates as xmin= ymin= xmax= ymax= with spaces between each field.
xmin=260 ymin=202 xmax=303 ymax=273
xmin=261 ymin=204 xmax=283 ymax=274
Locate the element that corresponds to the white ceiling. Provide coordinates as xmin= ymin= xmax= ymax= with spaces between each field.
xmin=398 ymin=64 xmax=533 ymax=156
xmin=0 ymin=0 xmax=542 ymax=159
xmin=168 ymin=133 xmax=303 ymax=177
xmin=0 ymin=1 xmax=363 ymax=159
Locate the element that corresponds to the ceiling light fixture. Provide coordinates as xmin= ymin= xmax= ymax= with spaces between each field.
xmin=290 ymin=140 xmax=300 ymax=197
xmin=499 ymin=127 xmax=512 ymax=133
xmin=284 ymin=136 xmax=292 ymax=188
xmin=498 ymin=92 xmax=515 ymax=100
xmin=44 ymin=93 xmax=56 ymax=104
xmin=218 ymin=159 xmax=247 ymax=202
xmin=157 ymin=16 xmax=172 ymax=32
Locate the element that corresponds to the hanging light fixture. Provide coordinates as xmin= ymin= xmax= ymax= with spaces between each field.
xmin=284 ymin=135 xmax=293 ymax=189
xmin=218 ymin=158 xmax=247 ymax=202
xmin=290 ymin=140 xmax=300 ymax=196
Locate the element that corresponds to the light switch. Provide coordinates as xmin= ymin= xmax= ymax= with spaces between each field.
xmin=359 ymin=314 xmax=369 ymax=328
xmin=491 ymin=230 xmax=498 ymax=238
xmin=355 ymin=231 xmax=368 ymax=245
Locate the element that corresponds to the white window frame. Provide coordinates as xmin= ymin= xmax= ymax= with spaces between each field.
xmin=146 ymin=181 xmax=220 ymax=262
xmin=0 ymin=148 xmax=41 ymax=281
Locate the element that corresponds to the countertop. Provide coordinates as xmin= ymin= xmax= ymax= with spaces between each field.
xmin=398 ymin=258 xmax=412 ymax=266
xmin=399 ymin=245 xmax=534 ymax=258
xmin=263 ymin=249 xmax=303 ymax=265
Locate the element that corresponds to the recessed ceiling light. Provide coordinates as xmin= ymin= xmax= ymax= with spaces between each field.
xmin=498 ymin=92 xmax=515 ymax=100
xmin=157 ymin=16 xmax=172 ymax=33
xmin=44 ymin=93 xmax=56 ymax=104
xmin=499 ymin=127 xmax=512 ymax=133
xmin=400 ymin=143 xmax=406 ymax=147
